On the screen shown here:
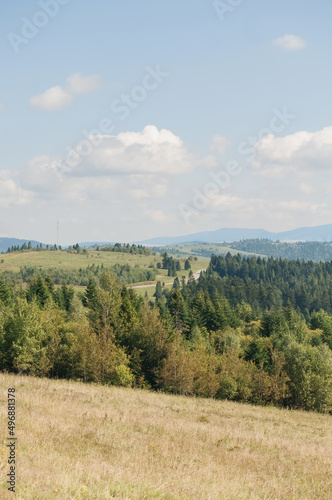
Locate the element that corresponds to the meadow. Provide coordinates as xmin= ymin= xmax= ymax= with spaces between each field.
xmin=0 ymin=250 xmax=159 ymax=274
xmin=153 ymin=243 xmax=267 ymax=260
xmin=0 ymin=374 xmax=331 ymax=499
xmin=0 ymin=250 xmax=209 ymax=295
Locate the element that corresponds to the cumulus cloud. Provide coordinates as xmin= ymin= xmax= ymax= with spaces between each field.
xmin=30 ymin=86 xmax=73 ymax=111
xmin=210 ymin=135 xmax=230 ymax=154
xmin=127 ymin=184 xmax=168 ymax=201
xmin=66 ymin=73 xmax=101 ymax=95
xmin=71 ymin=125 xmax=196 ymax=175
xmin=300 ymin=182 xmax=314 ymax=194
xmin=0 ymin=170 xmax=34 ymax=208
xmin=127 ymin=189 xmax=149 ymax=200
xmin=273 ymin=34 xmax=306 ymax=51
xmin=208 ymin=193 xmax=268 ymax=214
xmin=4 ymin=119 xmax=332 ymax=240
xmin=252 ymin=126 xmax=332 ymax=178
xmin=278 ymin=200 xmax=328 ymax=214
xmin=31 ymin=126 xmax=197 ymax=180
xmin=14 ymin=126 xmax=207 ymax=212
xmin=203 ymin=193 xmax=331 ymax=225
xmin=30 ymin=73 xmax=101 ymax=111
xmin=144 ymin=209 xmax=171 ymax=223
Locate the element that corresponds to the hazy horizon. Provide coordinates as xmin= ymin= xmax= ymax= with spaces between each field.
xmin=3 ymin=222 xmax=332 ymax=247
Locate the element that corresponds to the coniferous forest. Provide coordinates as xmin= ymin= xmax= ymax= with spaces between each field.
xmin=1 ymin=252 xmax=332 ymax=413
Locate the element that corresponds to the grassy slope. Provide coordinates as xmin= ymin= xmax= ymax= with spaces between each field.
xmin=0 ymin=251 xmax=208 ymax=296
xmin=0 ymin=250 xmax=159 ymax=273
xmin=0 ymin=374 xmax=331 ymax=499
xmin=160 ymin=244 xmax=268 ymax=259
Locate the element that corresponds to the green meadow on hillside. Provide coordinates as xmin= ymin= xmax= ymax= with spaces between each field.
xmin=0 ymin=250 xmax=208 ymax=290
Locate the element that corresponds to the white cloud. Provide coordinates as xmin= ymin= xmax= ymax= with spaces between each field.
xmin=22 ymin=155 xmax=63 ymax=191
xmin=208 ymin=193 xmax=267 ymax=214
xmin=154 ymin=184 xmax=168 ymax=197
xmin=79 ymin=125 xmax=196 ymax=175
xmin=278 ymin=200 xmax=328 ymax=214
xmin=197 ymin=154 xmax=219 ymax=168
xmin=0 ymin=170 xmax=34 ymax=208
xmin=144 ymin=209 xmax=171 ymax=223
xmin=273 ymin=34 xmax=306 ymax=51
xmin=67 ymin=73 xmax=101 ymax=95
xmin=30 ymin=86 xmax=73 ymax=111
xmin=210 ymin=135 xmax=230 ymax=154
xmin=127 ymin=189 xmax=149 ymax=200
xmin=15 ymin=126 xmax=206 ymax=214
xmin=2 ymin=126 xmax=242 ymax=241
xmin=64 ymin=177 xmax=119 ymax=203
xmin=300 ymin=182 xmax=314 ymax=194
xmin=19 ymin=155 xmax=121 ymax=205
xmin=202 ymin=193 xmax=331 ymax=226
xmin=30 ymin=73 xmax=101 ymax=111
xmin=127 ymin=183 xmax=168 ymax=201
xmin=252 ymin=126 xmax=332 ymax=178
xmin=20 ymin=128 xmax=218 ymax=198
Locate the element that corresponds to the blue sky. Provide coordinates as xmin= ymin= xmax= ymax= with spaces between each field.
xmin=1 ymin=0 xmax=332 ymax=244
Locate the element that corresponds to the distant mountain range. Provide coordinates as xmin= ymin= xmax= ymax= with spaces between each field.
xmin=78 ymin=242 xmax=115 ymax=248
xmin=138 ymin=224 xmax=332 ymax=246
xmin=0 ymin=238 xmax=44 ymax=253
xmin=2 ymin=224 xmax=332 ymax=253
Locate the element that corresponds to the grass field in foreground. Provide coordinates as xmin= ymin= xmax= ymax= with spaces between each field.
xmin=0 ymin=374 xmax=331 ymax=499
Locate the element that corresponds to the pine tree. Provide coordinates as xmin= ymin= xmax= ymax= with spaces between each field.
xmin=172 ymin=277 xmax=180 ymax=290
xmin=0 ymin=279 xmax=11 ymax=306
xmin=83 ymin=278 xmax=97 ymax=307
xmin=154 ymin=281 xmax=163 ymax=300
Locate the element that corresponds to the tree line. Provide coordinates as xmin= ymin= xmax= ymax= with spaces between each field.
xmin=1 ymin=262 xmax=157 ymax=287
xmin=228 ymin=239 xmax=332 ymax=262
xmin=97 ymin=243 xmax=153 ymax=255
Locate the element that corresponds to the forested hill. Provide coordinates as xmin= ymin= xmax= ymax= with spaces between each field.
xmin=0 ymin=237 xmax=43 ymax=253
xmin=1 ymin=251 xmax=332 ymax=413
xmin=200 ymin=253 xmax=332 ymax=314
xmin=152 ymin=240 xmax=332 ymax=262
xmin=228 ymin=239 xmax=332 ymax=262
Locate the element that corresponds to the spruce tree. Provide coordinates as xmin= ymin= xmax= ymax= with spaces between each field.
xmin=0 ymin=279 xmax=11 ymax=306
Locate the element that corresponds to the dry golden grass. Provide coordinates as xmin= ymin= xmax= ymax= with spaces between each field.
xmin=0 ymin=374 xmax=331 ymax=499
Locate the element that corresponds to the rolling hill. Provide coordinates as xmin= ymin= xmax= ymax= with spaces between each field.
xmin=139 ymin=223 xmax=332 ymax=246
xmin=0 ymin=238 xmax=44 ymax=253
